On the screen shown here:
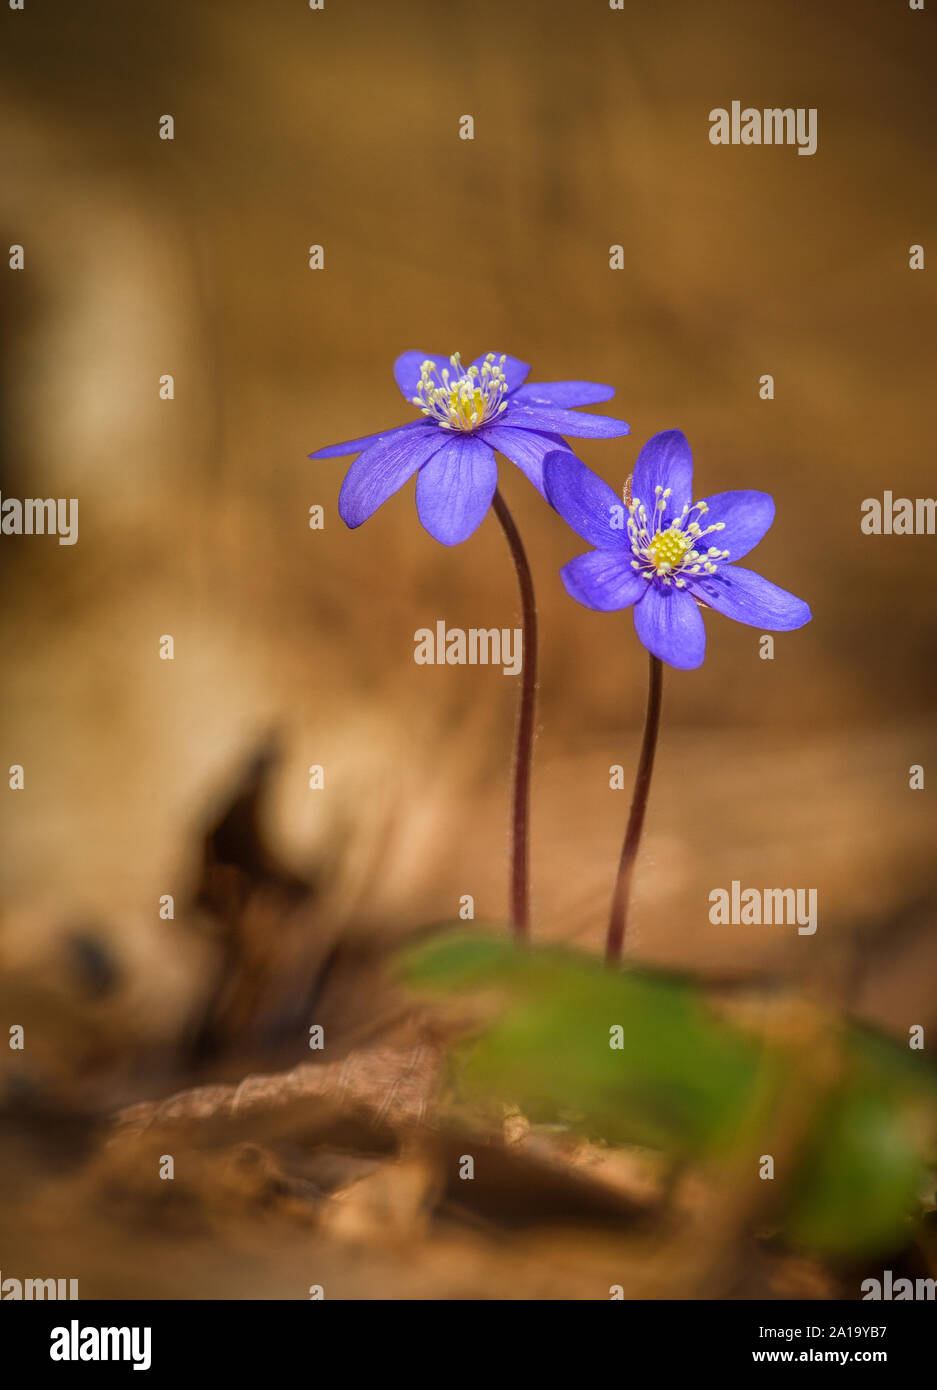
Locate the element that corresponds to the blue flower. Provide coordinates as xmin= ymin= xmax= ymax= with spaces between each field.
xmin=543 ymin=429 xmax=811 ymax=670
xmin=309 ymin=351 xmax=629 ymax=545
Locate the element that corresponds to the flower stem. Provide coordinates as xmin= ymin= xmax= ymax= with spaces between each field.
xmin=491 ymin=488 xmax=537 ymax=941
xmin=606 ymin=653 xmax=663 ymax=964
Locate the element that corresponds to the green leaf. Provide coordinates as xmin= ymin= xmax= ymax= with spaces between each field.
xmin=399 ymin=929 xmax=937 ymax=1256
xmin=783 ymin=1087 xmax=926 ymax=1256
xmin=400 ymin=929 xmax=769 ymax=1153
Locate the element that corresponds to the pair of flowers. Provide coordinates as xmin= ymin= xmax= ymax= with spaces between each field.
xmin=311 ymin=349 xmax=811 ymax=954
xmin=310 ymin=350 xmax=810 ymax=670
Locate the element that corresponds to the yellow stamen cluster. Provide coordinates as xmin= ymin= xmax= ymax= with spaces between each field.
xmin=648 ymin=527 xmax=693 ymax=571
xmin=413 ymin=353 xmax=509 ymax=432
xmin=628 ymin=486 xmax=729 ymax=588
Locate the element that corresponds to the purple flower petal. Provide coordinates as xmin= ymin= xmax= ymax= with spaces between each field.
xmin=696 ymin=490 xmax=775 ymax=562
xmin=631 ymin=430 xmax=693 ymax=524
xmin=501 ymin=403 xmax=630 ymax=439
xmin=337 ymin=427 xmax=447 ymax=528
xmin=543 ymin=451 xmax=628 ymax=549
xmin=415 ymin=436 xmax=498 ymax=546
xmin=479 ymin=425 xmax=572 ymax=495
xmin=688 ymin=565 xmax=811 ymax=631
xmin=513 ymin=380 xmax=616 ymax=409
xmin=310 ymin=419 xmax=435 ymax=461
xmin=469 ymin=353 xmax=530 ymax=394
xmin=393 ymin=351 xmax=453 ymax=403
xmin=560 ymin=550 xmax=646 ymax=612
xmin=633 ymin=584 xmax=706 ymax=670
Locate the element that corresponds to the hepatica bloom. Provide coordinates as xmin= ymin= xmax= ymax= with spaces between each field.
xmin=544 ymin=429 xmax=811 ymax=670
xmin=308 ymin=351 xmax=629 ymax=545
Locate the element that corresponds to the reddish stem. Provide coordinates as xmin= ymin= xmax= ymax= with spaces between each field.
xmin=606 ymin=653 xmax=663 ymax=964
xmin=491 ymin=488 xmax=538 ymax=940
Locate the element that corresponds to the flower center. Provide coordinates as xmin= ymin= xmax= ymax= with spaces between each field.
xmin=413 ymin=353 xmax=510 ymax=432
xmin=648 ymin=526 xmax=692 ymax=572
xmin=628 ymin=486 xmax=729 ymax=588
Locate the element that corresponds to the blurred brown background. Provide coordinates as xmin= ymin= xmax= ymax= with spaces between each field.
xmin=1 ymin=0 xmax=935 ymax=1098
